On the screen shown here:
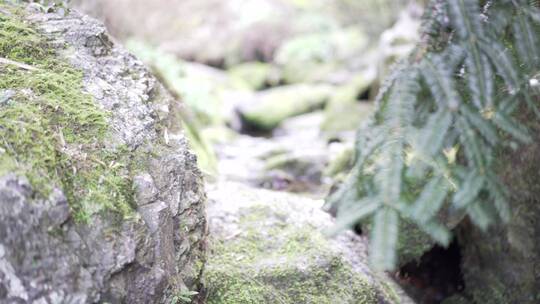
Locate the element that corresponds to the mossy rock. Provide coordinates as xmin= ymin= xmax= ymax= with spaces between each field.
xmin=228 ymin=62 xmax=280 ymax=90
xmin=0 ymin=5 xmax=207 ymax=303
xmin=0 ymin=6 xmax=129 ymax=220
xmin=238 ymin=84 xmax=334 ymax=132
xmin=204 ymin=181 xmax=414 ymax=303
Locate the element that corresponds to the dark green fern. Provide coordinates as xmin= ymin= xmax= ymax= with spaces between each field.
xmin=327 ymin=0 xmax=540 ymax=270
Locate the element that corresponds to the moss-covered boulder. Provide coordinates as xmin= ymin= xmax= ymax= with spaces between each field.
xmin=228 ymin=62 xmax=280 ymax=90
xmin=203 ymin=181 xmax=414 ymax=303
xmin=236 ymin=84 xmax=333 ymax=132
xmin=0 ymin=5 xmax=206 ymax=303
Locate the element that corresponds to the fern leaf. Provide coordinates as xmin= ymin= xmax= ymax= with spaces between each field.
xmin=376 ymin=145 xmax=403 ymax=204
xmin=446 ymin=44 xmax=466 ymax=68
xmin=457 ymin=117 xmax=486 ymax=168
xmin=325 ymin=171 xmax=359 ymax=213
xmin=460 ymin=104 xmax=498 ymax=145
xmin=485 ymin=174 xmax=511 ymax=222
xmin=464 ymin=50 xmax=491 ymax=109
xmin=370 ymin=207 xmax=399 ymax=270
xmin=449 ymin=0 xmax=492 ymax=109
xmin=418 ymin=221 xmax=452 ymax=246
xmin=416 ymin=110 xmax=453 ymax=156
xmin=411 ymin=176 xmax=449 ymax=222
xmin=448 ymin=0 xmax=483 ymax=40
xmin=355 ymin=127 xmax=385 ymax=170
xmin=326 ymin=198 xmax=381 ymax=236
xmin=487 ymin=1 xmax=514 ymax=35
xmin=512 ymin=10 xmax=540 ymax=68
xmin=377 ymin=69 xmax=420 ymax=204
xmin=453 ymin=170 xmax=484 ymax=209
xmin=492 ymin=111 xmax=533 ymax=144
xmin=421 ymin=54 xmax=461 ymax=110
xmin=480 ymin=40 xmax=520 ymax=94
xmin=481 ymin=54 xmax=495 ymax=108
xmin=467 ymin=201 xmax=493 ymax=230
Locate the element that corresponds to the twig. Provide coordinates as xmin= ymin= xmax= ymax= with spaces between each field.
xmin=0 ymin=57 xmax=39 ymax=71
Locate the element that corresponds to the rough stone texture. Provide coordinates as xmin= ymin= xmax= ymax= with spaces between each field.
xmin=203 ymin=181 xmax=414 ymax=303
xmin=0 ymin=6 xmax=207 ymax=304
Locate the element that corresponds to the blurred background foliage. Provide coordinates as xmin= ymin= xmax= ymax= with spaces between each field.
xmin=69 ymin=0 xmax=422 ymax=176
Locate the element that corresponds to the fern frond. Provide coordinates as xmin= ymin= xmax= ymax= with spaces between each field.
xmin=460 ymin=104 xmax=498 ymax=145
xmin=370 ymin=207 xmax=399 ymax=271
xmin=486 ymin=1 xmax=514 ymax=35
xmin=448 ymin=0 xmax=483 ymax=41
xmin=457 ymin=117 xmax=487 ymax=168
xmin=326 ymin=197 xmax=381 ymax=236
xmin=446 ymin=44 xmax=466 ymax=68
xmin=411 ymin=176 xmax=449 ymax=222
xmin=418 ymin=220 xmax=451 ymax=246
xmin=512 ymin=7 xmax=540 ymax=68
xmin=421 ymin=53 xmax=461 ymax=110
xmin=452 ymin=169 xmax=484 ymax=209
xmin=376 ymin=68 xmax=420 ymax=204
xmin=492 ymin=110 xmax=533 ymax=144
xmin=414 ymin=110 xmax=453 ymax=156
xmin=480 ymin=40 xmax=520 ymax=94
xmin=329 ymin=0 xmax=536 ymax=271
xmin=485 ymin=173 xmax=511 ymax=222
xmin=467 ymin=201 xmax=493 ymax=230
xmin=406 ymin=110 xmax=453 ymax=179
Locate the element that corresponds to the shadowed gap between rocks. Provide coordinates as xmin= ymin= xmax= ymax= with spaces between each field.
xmin=396 ymin=240 xmax=466 ymax=304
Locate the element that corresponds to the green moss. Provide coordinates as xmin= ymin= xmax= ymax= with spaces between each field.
xmin=204 ymin=204 xmax=380 ymax=303
xmin=395 ymin=220 xmax=434 ymax=264
xmin=241 ymin=84 xmax=333 ymax=131
xmin=228 ymin=62 xmax=277 ymax=90
xmin=0 ymin=7 xmax=134 ymax=220
xmin=360 ymin=217 xmax=434 ymax=265
xmin=376 ymin=279 xmax=401 ymax=304
xmin=324 ymin=146 xmax=354 ymax=178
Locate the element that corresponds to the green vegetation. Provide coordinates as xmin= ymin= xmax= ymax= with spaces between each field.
xmin=0 ymin=8 xmax=134 ymax=221
xmin=204 ymin=204 xmax=384 ymax=303
xmin=328 ymin=0 xmax=540 ymax=270
xmin=172 ymin=289 xmax=199 ymax=304
xmin=240 ymin=84 xmax=333 ymax=131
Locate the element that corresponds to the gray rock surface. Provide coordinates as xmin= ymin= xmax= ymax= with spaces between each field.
xmin=203 ymin=181 xmax=414 ymax=303
xmin=0 ymin=6 xmax=207 ymax=304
